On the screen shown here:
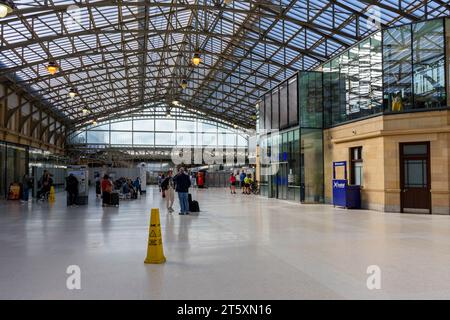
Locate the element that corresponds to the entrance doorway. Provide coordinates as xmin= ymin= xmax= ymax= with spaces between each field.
xmin=400 ymin=142 xmax=431 ymax=214
xmin=277 ymin=163 xmax=288 ymax=200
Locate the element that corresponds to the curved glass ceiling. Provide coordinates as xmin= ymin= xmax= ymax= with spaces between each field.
xmin=0 ymin=0 xmax=448 ymax=129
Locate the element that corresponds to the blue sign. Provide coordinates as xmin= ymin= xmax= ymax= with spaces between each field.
xmin=333 ymin=179 xmax=348 ymax=207
xmin=332 ymin=161 xmax=348 ymax=207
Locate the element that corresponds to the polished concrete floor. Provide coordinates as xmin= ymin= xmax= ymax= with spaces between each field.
xmin=1 ymin=186 xmax=450 ymax=299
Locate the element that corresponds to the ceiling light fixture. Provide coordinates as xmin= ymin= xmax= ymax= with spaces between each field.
xmin=180 ymin=79 xmax=188 ymax=89
xmin=68 ymin=88 xmax=78 ymax=99
xmin=0 ymin=0 xmax=15 ymax=18
xmin=82 ymin=108 xmax=89 ymax=115
xmin=46 ymin=61 xmax=59 ymax=75
xmin=192 ymin=52 xmax=201 ymax=66
xmin=224 ymin=0 xmax=233 ymax=5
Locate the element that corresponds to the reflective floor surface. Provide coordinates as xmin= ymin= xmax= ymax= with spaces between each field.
xmin=1 ymin=187 xmax=450 ymax=299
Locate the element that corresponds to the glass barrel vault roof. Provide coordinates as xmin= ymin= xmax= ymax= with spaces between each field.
xmin=0 ymin=0 xmax=448 ymax=130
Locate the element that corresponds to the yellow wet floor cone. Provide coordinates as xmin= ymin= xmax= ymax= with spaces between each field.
xmin=144 ymin=208 xmax=166 ymax=264
xmin=49 ymin=186 xmax=55 ymax=203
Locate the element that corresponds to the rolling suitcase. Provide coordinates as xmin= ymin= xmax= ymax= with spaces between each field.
xmin=190 ymin=200 xmax=200 ymax=212
xmin=110 ymin=192 xmax=120 ymax=206
xmin=188 ymin=193 xmax=200 ymax=212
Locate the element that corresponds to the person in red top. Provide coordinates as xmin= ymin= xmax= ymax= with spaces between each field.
xmin=101 ymin=174 xmax=113 ymax=206
xmin=230 ymin=173 xmax=237 ymax=194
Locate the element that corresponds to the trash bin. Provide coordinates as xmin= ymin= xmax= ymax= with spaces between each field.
xmin=346 ymin=185 xmax=361 ymax=209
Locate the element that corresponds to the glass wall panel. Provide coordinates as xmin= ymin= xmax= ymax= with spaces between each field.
xmin=198 ymin=122 xmax=217 ymax=133
xmin=237 ymin=135 xmax=247 ymax=147
xmin=110 ymin=131 xmax=132 ymax=145
xmin=6 ymin=144 xmax=27 ymax=192
xmin=271 ymin=90 xmax=279 ymax=130
xmin=91 ymin=123 xmax=110 ymax=131
xmin=133 ymin=119 xmax=154 ymax=131
xmin=259 ymin=100 xmax=265 ymax=130
xmin=264 ymin=94 xmax=271 ymax=130
xmin=279 ymin=82 xmax=289 ymax=129
xmin=225 ymin=133 xmax=237 ymax=146
xmin=177 ymin=120 xmax=196 ymax=132
xmin=111 ymin=120 xmax=132 ymax=131
xmin=383 ymin=25 xmax=414 ymax=111
xmin=300 ymin=129 xmax=323 ymax=203
xmin=288 ymin=77 xmax=298 ymax=126
xmin=199 ymin=133 xmax=217 ymax=146
xmin=155 ymin=132 xmax=176 ymax=146
xmin=155 ymin=119 xmax=176 ymax=131
xmin=133 ymin=132 xmax=154 ymax=145
xmin=87 ymin=131 xmax=109 ymax=144
xmin=299 ymin=71 xmax=323 ymax=128
xmin=177 ymin=133 xmax=196 ymax=146
xmin=412 ymin=19 xmax=446 ymax=109
xmin=324 ymin=31 xmax=383 ymax=126
xmin=287 ymin=129 xmax=300 ymax=201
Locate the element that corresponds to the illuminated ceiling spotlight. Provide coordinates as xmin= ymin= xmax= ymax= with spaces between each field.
xmin=191 ymin=52 xmax=201 ymax=66
xmin=233 ymin=123 xmax=238 ymax=129
xmin=68 ymin=87 xmax=78 ymax=99
xmin=82 ymin=108 xmax=90 ymax=115
xmin=172 ymin=100 xmax=180 ymax=106
xmin=92 ymin=119 xmax=98 ymax=126
xmin=166 ymin=108 xmax=172 ymax=118
xmin=46 ymin=61 xmax=59 ymax=75
xmin=0 ymin=0 xmax=15 ymax=19
xmin=180 ymin=78 xmax=188 ymax=89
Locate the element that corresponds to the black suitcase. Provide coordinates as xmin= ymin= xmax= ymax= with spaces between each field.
xmin=110 ymin=192 xmax=120 ymax=206
xmin=190 ymin=200 xmax=200 ymax=212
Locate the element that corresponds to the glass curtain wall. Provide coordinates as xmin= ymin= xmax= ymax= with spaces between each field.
xmin=323 ymin=31 xmax=383 ymax=126
xmin=383 ymin=19 xmax=446 ymax=112
xmin=259 ymin=71 xmax=323 ymax=203
xmin=299 ymin=71 xmax=324 ymax=203
xmin=0 ymin=142 xmax=29 ymax=198
xmin=69 ymin=117 xmax=248 ymax=149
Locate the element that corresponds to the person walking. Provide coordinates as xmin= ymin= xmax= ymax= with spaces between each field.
xmin=133 ymin=177 xmax=142 ymax=195
xmin=101 ymin=174 xmax=113 ymax=206
xmin=66 ymin=173 xmax=79 ymax=207
xmin=21 ymin=173 xmax=31 ymax=202
xmin=229 ymin=173 xmax=237 ymax=194
xmin=190 ymin=173 xmax=197 ymax=189
xmin=161 ymin=170 xmax=175 ymax=213
xmin=95 ymin=173 xmax=101 ymax=198
xmin=173 ymin=167 xmax=191 ymax=215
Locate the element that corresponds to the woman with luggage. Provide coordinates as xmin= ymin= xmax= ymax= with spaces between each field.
xmin=101 ymin=174 xmax=113 ymax=206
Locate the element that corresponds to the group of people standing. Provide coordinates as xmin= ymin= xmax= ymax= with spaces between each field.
xmin=159 ymin=167 xmax=192 ymax=215
xmin=95 ymin=174 xmax=142 ymax=205
xmin=230 ymin=170 xmax=254 ymax=195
